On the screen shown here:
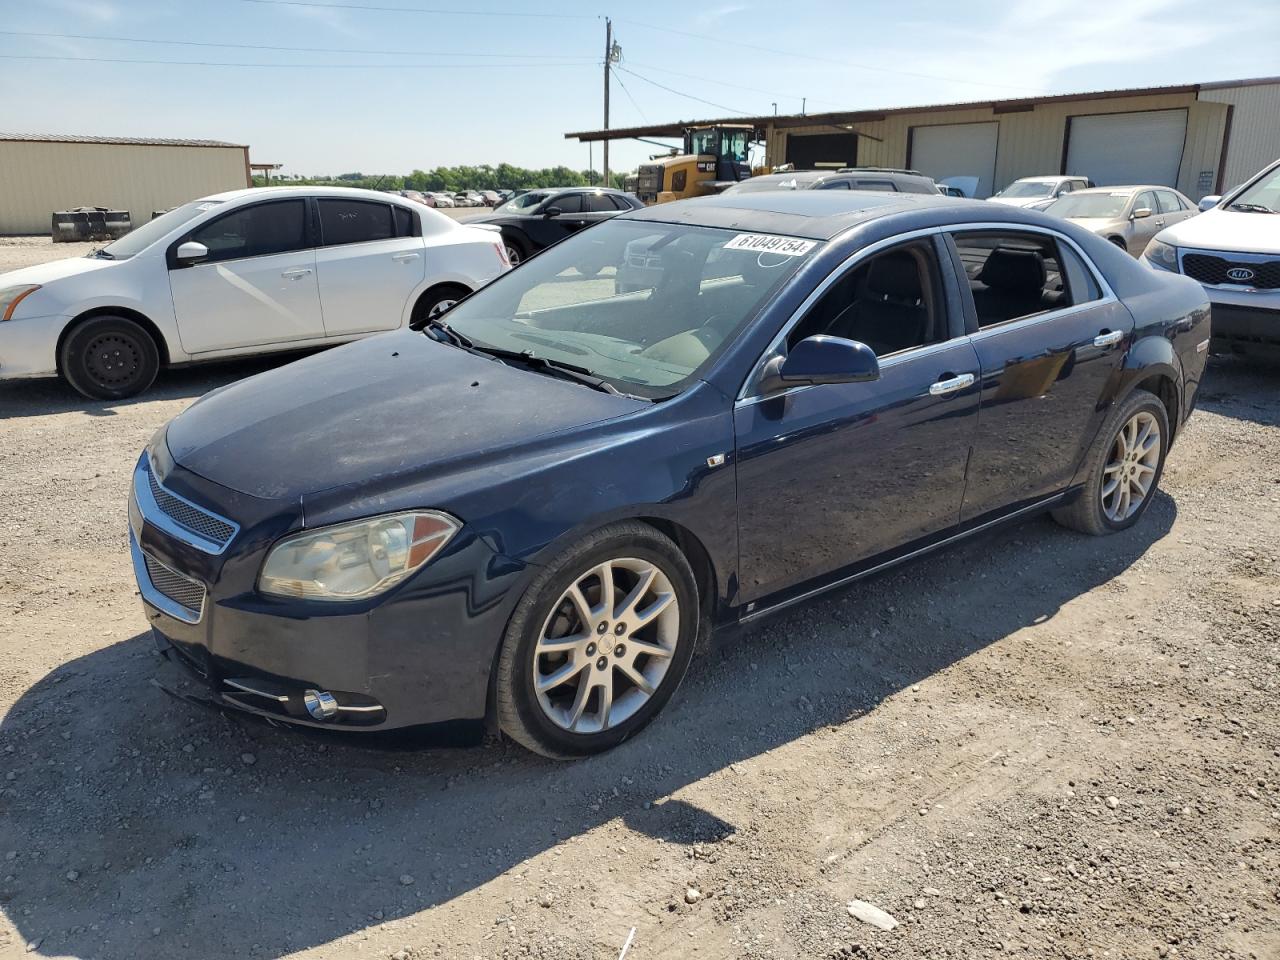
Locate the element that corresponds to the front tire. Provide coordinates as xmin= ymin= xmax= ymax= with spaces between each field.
xmin=1051 ymin=388 xmax=1169 ymax=536
xmin=495 ymin=522 xmax=699 ymax=758
xmin=60 ymin=314 xmax=160 ymax=400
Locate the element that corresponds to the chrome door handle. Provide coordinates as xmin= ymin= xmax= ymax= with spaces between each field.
xmin=928 ymin=372 xmax=975 ymax=396
xmin=281 ymin=267 xmax=313 ymax=280
xmin=1093 ymin=330 xmax=1124 ymax=348
xmin=391 ymin=252 xmax=420 ymax=262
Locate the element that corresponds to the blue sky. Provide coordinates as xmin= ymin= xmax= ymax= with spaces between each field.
xmin=1 ymin=0 xmax=1277 ymax=176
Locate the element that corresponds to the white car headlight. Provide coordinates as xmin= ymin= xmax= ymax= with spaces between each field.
xmin=1142 ymin=239 xmax=1179 ymax=271
xmin=0 ymin=284 xmax=41 ymax=321
xmin=259 ymin=511 xmax=460 ymax=602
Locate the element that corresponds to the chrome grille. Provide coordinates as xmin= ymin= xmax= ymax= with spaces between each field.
xmin=143 ymin=553 xmax=206 ymax=616
xmin=144 ymin=462 xmax=236 ymax=547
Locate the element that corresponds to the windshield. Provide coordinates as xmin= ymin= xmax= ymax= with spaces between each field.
xmin=1230 ymin=164 xmax=1280 ymax=212
xmin=494 ymin=191 xmax=550 ymax=213
xmin=99 ymin=200 xmax=223 ymax=259
xmin=1045 ymin=192 xmax=1128 ymax=219
xmin=436 ymin=219 xmax=819 ymax=398
xmin=725 ymin=176 xmax=817 ymax=193
xmin=998 ymin=181 xmax=1055 ymax=198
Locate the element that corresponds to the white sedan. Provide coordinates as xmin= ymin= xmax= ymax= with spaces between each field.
xmin=0 ymin=186 xmax=510 ymax=399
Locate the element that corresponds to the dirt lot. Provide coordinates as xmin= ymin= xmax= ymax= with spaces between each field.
xmin=0 ymin=238 xmax=1277 ymax=960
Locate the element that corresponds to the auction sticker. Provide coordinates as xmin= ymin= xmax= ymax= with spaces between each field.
xmin=724 ymin=233 xmax=817 ymax=257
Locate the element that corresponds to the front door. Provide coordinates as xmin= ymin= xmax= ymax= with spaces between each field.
xmin=314 ymin=197 xmax=426 ymax=337
xmin=733 ymin=238 xmax=981 ymax=605
xmin=168 ymin=198 xmax=324 ymax=354
xmin=946 ymin=228 xmax=1133 ymax=522
xmin=1126 ymin=190 xmax=1164 ymax=256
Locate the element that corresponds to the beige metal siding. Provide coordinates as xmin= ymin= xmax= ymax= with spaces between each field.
xmin=0 ymin=141 xmax=249 ymax=235
xmin=1198 ymin=82 xmax=1280 ymax=190
xmin=766 ymin=91 xmax=1230 ymax=199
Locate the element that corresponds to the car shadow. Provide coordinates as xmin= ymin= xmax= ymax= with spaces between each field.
xmin=0 ymin=495 xmax=1176 ymax=959
xmin=1199 ymin=353 xmax=1280 ymax=427
xmin=0 ymin=351 xmax=323 ymax=420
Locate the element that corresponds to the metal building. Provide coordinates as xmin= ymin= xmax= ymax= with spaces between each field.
xmin=567 ymin=76 xmax=1280 ymax=200
xmin=0 ymin=134 xmax=251 ymax=235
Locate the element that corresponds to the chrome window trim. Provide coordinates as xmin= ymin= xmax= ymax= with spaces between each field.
xmin=129 ymin=531 xmax=204 ymax=625
xmin=735 ymin=221 xmax=1116 ymax=404
xmin=133 ymin=457 xmax=240 ymax=556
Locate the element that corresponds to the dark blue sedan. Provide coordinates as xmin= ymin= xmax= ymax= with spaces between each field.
xmin=131 ymin=190 xmax=1210 ymax=757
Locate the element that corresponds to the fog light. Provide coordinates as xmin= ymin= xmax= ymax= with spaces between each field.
xmin=303 ymin=689 xmax=338 ymax=720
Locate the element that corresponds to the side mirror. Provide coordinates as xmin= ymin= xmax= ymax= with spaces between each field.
xmin=175 ymin=240 xmax=208 ymax=263
xmin=759 ymin=335 xmax=880 ymax=394
xmin=542 ymin=206 xmax=563 ymax=218
xmin=1197 ymin=195 xmax=1221 ymax=212
xmin=1131 ymin=207 xmax=1152 ymax=220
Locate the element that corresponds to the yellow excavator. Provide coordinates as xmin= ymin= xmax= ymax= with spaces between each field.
xmin=635 ymin=124 xmax=759 ymax=205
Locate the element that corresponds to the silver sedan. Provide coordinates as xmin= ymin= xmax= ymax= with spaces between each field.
xmin=1043 ymin=185 xmax=1197 ymax=257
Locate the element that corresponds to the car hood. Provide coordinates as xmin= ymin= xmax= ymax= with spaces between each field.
xmin=1065 ymin=217 xmax=1123 ymax=232
xmin=1157 ymin=208 xmax=1280 ymax=254
xmin=0 ymin=254 xmax=117 ymax=285
xmin=165 ymin=330 xmax=646 ymax=502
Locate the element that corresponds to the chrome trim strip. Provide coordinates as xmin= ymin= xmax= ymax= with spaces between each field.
xmin=223 ymin=679 xmax=290 ymax=703
xmin=336 ymin=703 xmax=385 ymax=714
xmin=133 ymin=457 xmax=240 ymax=556
xmin=1196 ymin=338 xmax=1210 ymax=353
xmin=129 ymin=530 xmax=204 ymax=625
xmin=739 ymin=492 xmax=1067 ymax=624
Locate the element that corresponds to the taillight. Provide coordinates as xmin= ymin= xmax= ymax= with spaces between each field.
xmin=494 ymin=242 xmax=510 ymax=267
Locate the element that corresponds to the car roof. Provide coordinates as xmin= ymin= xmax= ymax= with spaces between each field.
xmin=1067 ymin=185 xmax=1170 ymax=195
xmin=619 ymin=190 xmax=971 ymax=240
xmin=201 ymin=185 xmax=421 ymax=204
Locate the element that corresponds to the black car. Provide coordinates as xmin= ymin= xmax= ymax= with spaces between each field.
xmin=479 ymin=187 xmax=644 ymax=267
xmin=132 ymin=190 xmax=1210 ymax=758
xmin=723 ymin=168 xmax=940 ymax=196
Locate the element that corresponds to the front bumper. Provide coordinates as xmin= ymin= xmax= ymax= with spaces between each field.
xmin=0 ymin=313 xmax=71 ymax=379
xmin=129 ymin=452 xmax=529 ymax=734
xmin=1202 ymin=293 xmax=1280 ymax=356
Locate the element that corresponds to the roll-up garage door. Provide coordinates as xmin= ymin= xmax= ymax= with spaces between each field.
xmin=908 ymin=122 xmax=999 ymax=198
xmin=1065 ymin=109 xmax=1187 ymax=187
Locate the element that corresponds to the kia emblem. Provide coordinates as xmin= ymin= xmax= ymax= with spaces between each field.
xmin=1226 ymin=266 xmax=1256 ymax=282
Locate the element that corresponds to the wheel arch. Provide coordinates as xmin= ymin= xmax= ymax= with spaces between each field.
xmin=1117 ymin=335 xmax=1183 ymax=440
xmin=56 ymin=306 xmax=171 ymax=374
xmin=409 ymin=281 xmax=473 ymax=324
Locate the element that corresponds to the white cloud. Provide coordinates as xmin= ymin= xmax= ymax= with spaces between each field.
xmin=46 ymin=0 xmax=120 ymax=22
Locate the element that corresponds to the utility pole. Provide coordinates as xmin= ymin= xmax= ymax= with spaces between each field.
xmin=603 ymin=17 xmax=612 ymax=188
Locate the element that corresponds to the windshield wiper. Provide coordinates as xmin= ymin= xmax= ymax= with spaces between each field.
xmin=87 ymin=248 xmax=115 ymax=259
xmin=1228 ymin=202 xmax=1276 ymax=214
xmin=467 ymin=344 xmax=625 ymax=396
xmin=418 ymin=316 xmax=473 ymax=346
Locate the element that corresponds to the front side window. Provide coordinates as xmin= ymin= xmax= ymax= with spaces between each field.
xmin=549 ymin=194 xmax=582 ymax=214
xmin=187 ymin=199 xmax=307 ymax=263
xmin=720 ymin=130 xmax=749 ymax=164
xmin=787 ymin=241 xmax=946 ymax=357
xmin=1133 ymin=191 xmax=1158 ymax=215
xmin=319 ymin=199 xmax=394 ymax=245
xmin=952 ymin=231 xmax=1075 ymax=328
xmin=437 ymin=220 xmax=819 ymax=397
xmin=818 ymin=179 xmax=851 ymax=190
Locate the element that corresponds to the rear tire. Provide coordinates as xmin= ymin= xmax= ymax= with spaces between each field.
xmin=495 ymin=522 xmax=699 ymax=759
xmin=1051 ymin=388 xmax=1169 ymax=536
xmin=502 ymin=233 xmax=528 ymax=267
xmin=411 ymin=284 xmax=470 ymax=325
xmin=60 ymin=314 xmax=159 ymax=400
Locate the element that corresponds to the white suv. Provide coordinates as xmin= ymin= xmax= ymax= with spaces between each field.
xmin=0 ymin=187 xmax=508 ymax=399
xmin=1142 ymin=158 xmax=1280 ymax=359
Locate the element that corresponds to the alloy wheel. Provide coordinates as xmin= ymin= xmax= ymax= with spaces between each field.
xmin=1101 ymin=410 xmax=1161 ymax=522
xmin=505 ymin=244 xmax=522 ymax=266
xmin=533 ymin=557 xmax=679 ymax=735
xmin=427 ymin=299 xmax=456 ymax=319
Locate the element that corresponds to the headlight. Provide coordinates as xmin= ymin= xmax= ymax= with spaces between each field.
xmin=0 ymin=284 xmax=41 ymax=321
xmin=258 ymin=511 xmax=460 ymax=602
xmin=1142 ymin=239 xmax=1179 ymax=272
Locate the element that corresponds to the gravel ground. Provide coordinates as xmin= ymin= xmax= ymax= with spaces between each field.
xmin=0 ymin=239 xmax=1277 ymax=960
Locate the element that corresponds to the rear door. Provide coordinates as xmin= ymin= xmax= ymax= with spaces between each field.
xmin=168 ymin=198 xmax=324 ymax=354
xmin=314 ymin=198 xmax=426 ymax=337
xmin=946 ymin=228 xmax=1133 ymax=522
xmin=733 ymin=235 xmax=980 ymax=604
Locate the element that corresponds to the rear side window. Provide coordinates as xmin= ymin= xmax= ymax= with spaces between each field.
xmin=608 ymin=194 xmax=634 ymax=210
xmin=393 ymin=205 xmax=414 ymax=236
xmin=187 ymin=199 xmax=307 ymax=263
xmin=318 ymin=199 xmax=394 ymax=245
xmin=951 ymin=231 xmax=1082 ymax=328
xmin=818 ymin=179 xmax=851 ymax=190
xmin=787 ymin=240 xmax=947 ymax=357
xmin=854 ymin=180 xmax=897 ymax=192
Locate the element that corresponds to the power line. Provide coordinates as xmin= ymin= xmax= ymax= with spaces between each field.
xmin=0 ymin=53 xmax=590 ymax=69
xmin=0 ymin=29 xmax=596 ymax=60
xmin=611 ymin=67 xmax=647 ymax=123
xmin=617 ymin=18 xmax=1039 ymax=95
xmin=236 ymin=0 xmax=594 ymax=18
xmin=613 ymin=65 xmax=749 ymax=117
xmin=625 ymin=61 xmax=846 ymax=111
